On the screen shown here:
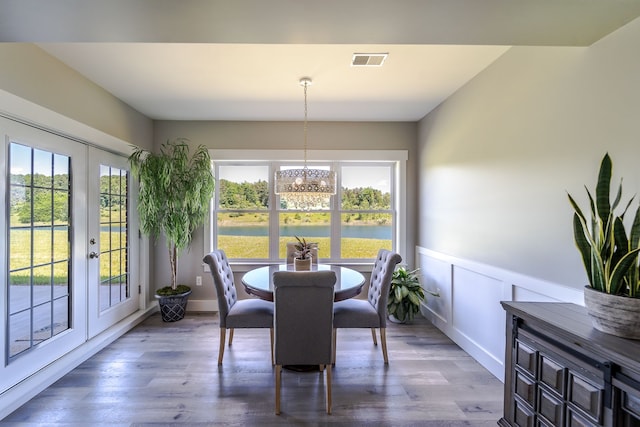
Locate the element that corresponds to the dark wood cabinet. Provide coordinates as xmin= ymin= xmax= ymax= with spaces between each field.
xmin=500 ymin=302 xmax=640 ymax=427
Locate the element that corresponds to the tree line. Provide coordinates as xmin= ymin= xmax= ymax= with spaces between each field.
xmin=219 ymin=179 xmax=390 ymax=210
xmin=11 ymin=174 xmax=126 ymax=224
xmin=11 ymin=174 xmax=391 ymax=224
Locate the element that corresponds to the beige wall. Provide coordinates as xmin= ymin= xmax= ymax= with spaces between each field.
xmin=0 ymin=44 xmax=153 ymax=150
xmin=417 ymin=17 xmax=640 ymax=288
xmin=153 ymin=120 xmax=418 ymax=301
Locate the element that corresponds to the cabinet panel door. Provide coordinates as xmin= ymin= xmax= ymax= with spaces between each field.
xmin=566 ymin=407 xmax=600 ymax=427
xmin=540 ymin=354 xmax=565 ymax=396
xmin=514 ymin=397 xmax=536 ymax=427
xmin=516 ymin=370 xmax=537 ymax=407
xmin=516 ymin=339 xmax=537 ymax=377
xmin=568 ymin=373 xmax=603 ymax=423
xmin=538 ymin=387 xmax=564 ymax=426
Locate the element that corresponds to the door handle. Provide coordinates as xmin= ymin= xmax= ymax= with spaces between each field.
xmin=89 ymin=251 xmax=100 ymax=259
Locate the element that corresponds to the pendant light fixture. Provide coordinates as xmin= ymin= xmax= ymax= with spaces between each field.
xmin=274 ymin=77 xmax=337 ymax=209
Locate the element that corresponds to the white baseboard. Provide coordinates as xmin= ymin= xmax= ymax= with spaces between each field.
xmin=187 ymin=299 xmax=218 ymax=312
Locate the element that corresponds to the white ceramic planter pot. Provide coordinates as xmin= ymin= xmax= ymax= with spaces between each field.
xmin=583 ymin=286 xmax=640 ymax=340
xmin=388 ymin=314 xmax=406 ymax=324
xmin=294 ymin=257 xmax=312 ymax=271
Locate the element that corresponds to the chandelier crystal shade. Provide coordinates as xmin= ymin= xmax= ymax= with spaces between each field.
xmin=274 ymin=78 xmax=337 ymax=210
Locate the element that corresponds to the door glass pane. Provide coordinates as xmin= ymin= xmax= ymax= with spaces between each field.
xmin=99 ymin=165 xmax=129 ymax=311
xmin=8 ymin=142 xmax=71 ymax=358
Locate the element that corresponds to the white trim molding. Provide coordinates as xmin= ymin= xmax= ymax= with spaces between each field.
xmin=209 ymin=149 xmax=408 ymax=162
xmin=415 ymin=246 xmax=583 ymax=382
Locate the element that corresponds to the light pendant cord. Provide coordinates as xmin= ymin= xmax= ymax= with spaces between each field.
xmin=303 ymin=80 xmax=308 ymax=169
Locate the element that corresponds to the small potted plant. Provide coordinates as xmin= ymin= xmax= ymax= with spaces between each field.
xmin=387 ymin=267 xmax=439 ymax=323
xmin=128 ymin=138 xmax=214 ymax=322
xmin=293 ymin=235 xmax=314 ymax=271
xmin=568 ymin=153 xmax=640 ymax=339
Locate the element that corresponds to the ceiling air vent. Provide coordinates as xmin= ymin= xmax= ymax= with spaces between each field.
xmin=351 ymin=53 xmax=388 ymax=67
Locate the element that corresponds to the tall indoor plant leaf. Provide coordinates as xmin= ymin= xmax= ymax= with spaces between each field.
xmin=568 ymin=153 xmax=640 ymax=297
xmin=129 ymin=138 xmax=214 ymax=291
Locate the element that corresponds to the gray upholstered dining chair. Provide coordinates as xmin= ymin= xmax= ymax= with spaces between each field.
xmin=332 ymin=249 xmax=402 ymax=364
xmin=273 ymin=270 xmax=336 ymax=415
xmin=203 ymin=249 xmax=274 ymax=365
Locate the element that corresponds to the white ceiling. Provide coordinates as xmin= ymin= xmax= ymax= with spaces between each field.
xmin=4 ymin=1 xmax=640 ymax=122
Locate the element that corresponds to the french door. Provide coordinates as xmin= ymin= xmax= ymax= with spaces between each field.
xmin=87 ymin=147 xmax=139 ymax=337
xmin=1 ymin=116 xmax=139 ymax=393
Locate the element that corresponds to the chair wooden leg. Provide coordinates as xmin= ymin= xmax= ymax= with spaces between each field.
xmin=371 ymin=327 xmax=378 ymax=346
xmin=275 ymin=365 xmax=282 ymax=415
xmin=380 ymin=327 xmax=389 ymax=364
xmin=332 ymin=328 xmax=337 ymax=365
xmin=228 ymin=328 xmax=234 ymax=346
xmin=218 ymin=328 xmax=226 ymax=365
xmin=270 ymin=327 xmax=274 ymax=366
xmin=326 ymin=364 xmax=332 ymax=414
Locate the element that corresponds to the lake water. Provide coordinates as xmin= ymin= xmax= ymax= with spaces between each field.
xmin=218 ymin=224 xmax=392 ymax=240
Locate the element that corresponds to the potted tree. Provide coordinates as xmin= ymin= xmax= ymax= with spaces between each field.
xmin=387 ymin=267 xmax=439 ymax=323
xmin=129 ymin=138 xmax=214 ymax=322
xmin=293 ymin=236 xmax=314 ymax=271
xmin=568 ymin=153 xmax=640 ymax=339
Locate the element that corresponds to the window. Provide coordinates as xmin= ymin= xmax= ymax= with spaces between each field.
xmin=340 ymin=165 xmax=393 ymax=259
xmin=216 ymin=165 xmax=270 ymax=259
xmin=208 ymin=150 xmax=407 ymax=264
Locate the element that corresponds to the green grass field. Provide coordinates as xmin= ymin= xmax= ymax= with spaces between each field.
xmin=218 ymin=235 xmax=391 ymax=259
xmin=9 ymin=228 xmax=126 ymax=285
xmin=12 ymin=230 xmax=389 ymax=284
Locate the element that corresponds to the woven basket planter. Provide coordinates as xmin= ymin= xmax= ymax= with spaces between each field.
xmin=156 ymin=289 xmax=192 ymax=322
xmin=584 ymin=286 xmax=640 ymax=340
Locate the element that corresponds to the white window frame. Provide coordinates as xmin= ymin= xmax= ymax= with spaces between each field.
xmin=205 ymin=149 xmax=408 ymax=270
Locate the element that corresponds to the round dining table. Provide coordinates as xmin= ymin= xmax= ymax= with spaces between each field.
xmin=241 ymin=264 xmax=366 ymax=302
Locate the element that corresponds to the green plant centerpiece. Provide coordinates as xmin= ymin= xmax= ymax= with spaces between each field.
xmin=387 ymin=267 xmax=439 ymax=323
xmin=294 ymin=236 xmax=313 ymax=260
xmin=129 ymin=138 xmax=214 ymax=321
xmin=293 ymin=235 xmax=314 ymax=271
xmin=568 ymin=153 xmax=640 ymax=338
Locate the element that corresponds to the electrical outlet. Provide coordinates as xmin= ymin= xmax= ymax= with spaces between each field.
xmin=196 ymin=276 xmax=202 ymax=286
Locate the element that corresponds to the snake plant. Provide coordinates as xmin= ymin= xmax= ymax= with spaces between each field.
xmin=387 ymin=267 xmax=439 ymax=322
xmin=567 ymin=153 xmax=640 ymax=297
xmin=293 ymin=236 xmax=313 ymax=260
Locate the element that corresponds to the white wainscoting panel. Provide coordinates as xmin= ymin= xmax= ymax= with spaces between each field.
xmin=416 ymin=246 xmax=583 ymax=382
xmin=452 ymin=266 xmax=506 ymax=376
xmin=419 ymin=256 xmax=451 ymax=325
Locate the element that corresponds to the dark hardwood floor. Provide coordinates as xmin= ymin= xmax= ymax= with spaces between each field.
xmin=1 ymin=313 xmax=504 ymax=426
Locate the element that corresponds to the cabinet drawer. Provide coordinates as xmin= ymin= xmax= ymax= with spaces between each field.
xmin=514 ymin=396 xmax=536 ymax=427
xmin=617 ymin=378 xmax=640 ymax=425
xmin=622 ymin=388 xmax=640 ymax=420
xmin=515 ymin=369 xmax=536 ymax=407
xmin=567 ymin=372 xmax=603 ymax=424
xmin=516 ymin=339 xmax=537 ymax=377
xmin=538 ymin=387 xmax=564 ymax=426
xmin=566 ymin=407 xmax=600 ymax=427
xmin=539 ymin=353 xmax=565 ymax=397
